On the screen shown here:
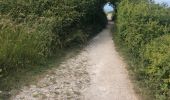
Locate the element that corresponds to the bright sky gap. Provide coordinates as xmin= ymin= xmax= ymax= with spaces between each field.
xmin=103 ymin=2 xmax=114 ymax=13
xmin=104 ymin=0 xmax=170 ymax=13
xmin=154 ymin=0 xmax=170 ymax=6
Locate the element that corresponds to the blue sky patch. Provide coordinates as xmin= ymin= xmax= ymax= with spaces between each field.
xmin=103 ymin=3 xmax=114 ymax=13
xmin=154 ymin=0 xmax=170 ymax=6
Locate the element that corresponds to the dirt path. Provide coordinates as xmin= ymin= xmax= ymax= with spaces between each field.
xmin=12 ymin=22 xmax=138 ymax=100
xmin=83 ymin=22 xmax=138 ymax=100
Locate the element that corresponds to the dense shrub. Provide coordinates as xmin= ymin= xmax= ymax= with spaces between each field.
xmin=116 ymin=0 xmax=170 ymax=99
xmin=143 ymin=35 xmax=170 ymax=99
xmin=0 ymin=0 xmax=109 ymax=75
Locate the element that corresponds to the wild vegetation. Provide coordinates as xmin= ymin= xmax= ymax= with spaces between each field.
xmin=0 ymin=0 xmax=108 ymax=73
xmin=0 ymin=0 xmax=170 ymax=99
xmin=0 ymin=0 xmax=113 ymax=97
xmin=116 ymin=0 xmax=170 ymax=99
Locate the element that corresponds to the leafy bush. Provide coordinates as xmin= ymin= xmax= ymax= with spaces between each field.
xmin=143 ymin=35 xmax=170 ymax=99
xmin=116 ymin=0 xmax=170 ymax=99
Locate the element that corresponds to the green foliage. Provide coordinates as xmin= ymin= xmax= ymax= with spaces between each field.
xmin=116 ymin=0 xmax=170 ymax=99
xmin=143 ymin=35 xmax=170 ymax=99
xmin=0 ymin=0 xmax=109 ymax=79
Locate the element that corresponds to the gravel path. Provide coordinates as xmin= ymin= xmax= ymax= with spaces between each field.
xmin=12 ymin=22 xmax=138 ymax=100
xmin=84 ymin=22 xmax=138 ymax=100
xmin=12 ymin=52 xmax=90 ymax=100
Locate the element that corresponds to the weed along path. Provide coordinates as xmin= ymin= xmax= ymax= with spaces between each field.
xmin=12 ymin=22 xmax=138 ymax=100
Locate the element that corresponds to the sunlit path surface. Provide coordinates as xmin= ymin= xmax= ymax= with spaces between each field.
xmin=83 ymin=22 xmax=138 ymax=100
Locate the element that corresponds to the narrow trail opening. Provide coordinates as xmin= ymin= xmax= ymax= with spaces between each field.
xmin=13 ymin=22 xmax=138 ymax=100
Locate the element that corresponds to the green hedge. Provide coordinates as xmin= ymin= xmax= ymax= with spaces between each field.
xmin=116 ymin=0 xmax=170 ymax=99
xmin=0 ymin=0 xmax=109 ymax=75
xmin=143 ymin=35 xmax=170 ymax=99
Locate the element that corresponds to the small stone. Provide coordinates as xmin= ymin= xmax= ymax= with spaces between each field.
xmin=0 ymin=91 xmax=2 ymax=94
xmin=33 ymin=91 xmax=39 ymax=97
xmin=30 ymin=85 xmax=36 ymax=88
xmin=38 ymin=83 xmax=47 ymax=88
xmin=54 ymin=91 xmax=60 ymax=95
xmin=73 ymin=91 xmax=81 ymax=95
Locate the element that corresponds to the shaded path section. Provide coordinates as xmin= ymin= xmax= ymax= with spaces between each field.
xmin=12 ymin=52 xmax=90 ymax=100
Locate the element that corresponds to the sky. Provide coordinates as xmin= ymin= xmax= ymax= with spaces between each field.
xmin=103 ymin=3 xmax=114 ymax=13
xmin=154 ymin=0 xmax=170 ymax=6
xmin=103 ymin=0 xmax=170 ymax=13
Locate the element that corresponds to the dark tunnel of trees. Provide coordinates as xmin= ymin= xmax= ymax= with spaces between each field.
xmin=0 ymin=0 xmax=119 ymax=74
xmin=1 ymin=0 xmax=170 ymax=99
xmin=0 ymin=0 xmax=119 ymax=94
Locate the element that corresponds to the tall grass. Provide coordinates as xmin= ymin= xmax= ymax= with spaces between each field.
xmin=0 ymin=0 xmax=110 ymax=96
xmin=0 ymin=0 xmax=108 ymax=74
